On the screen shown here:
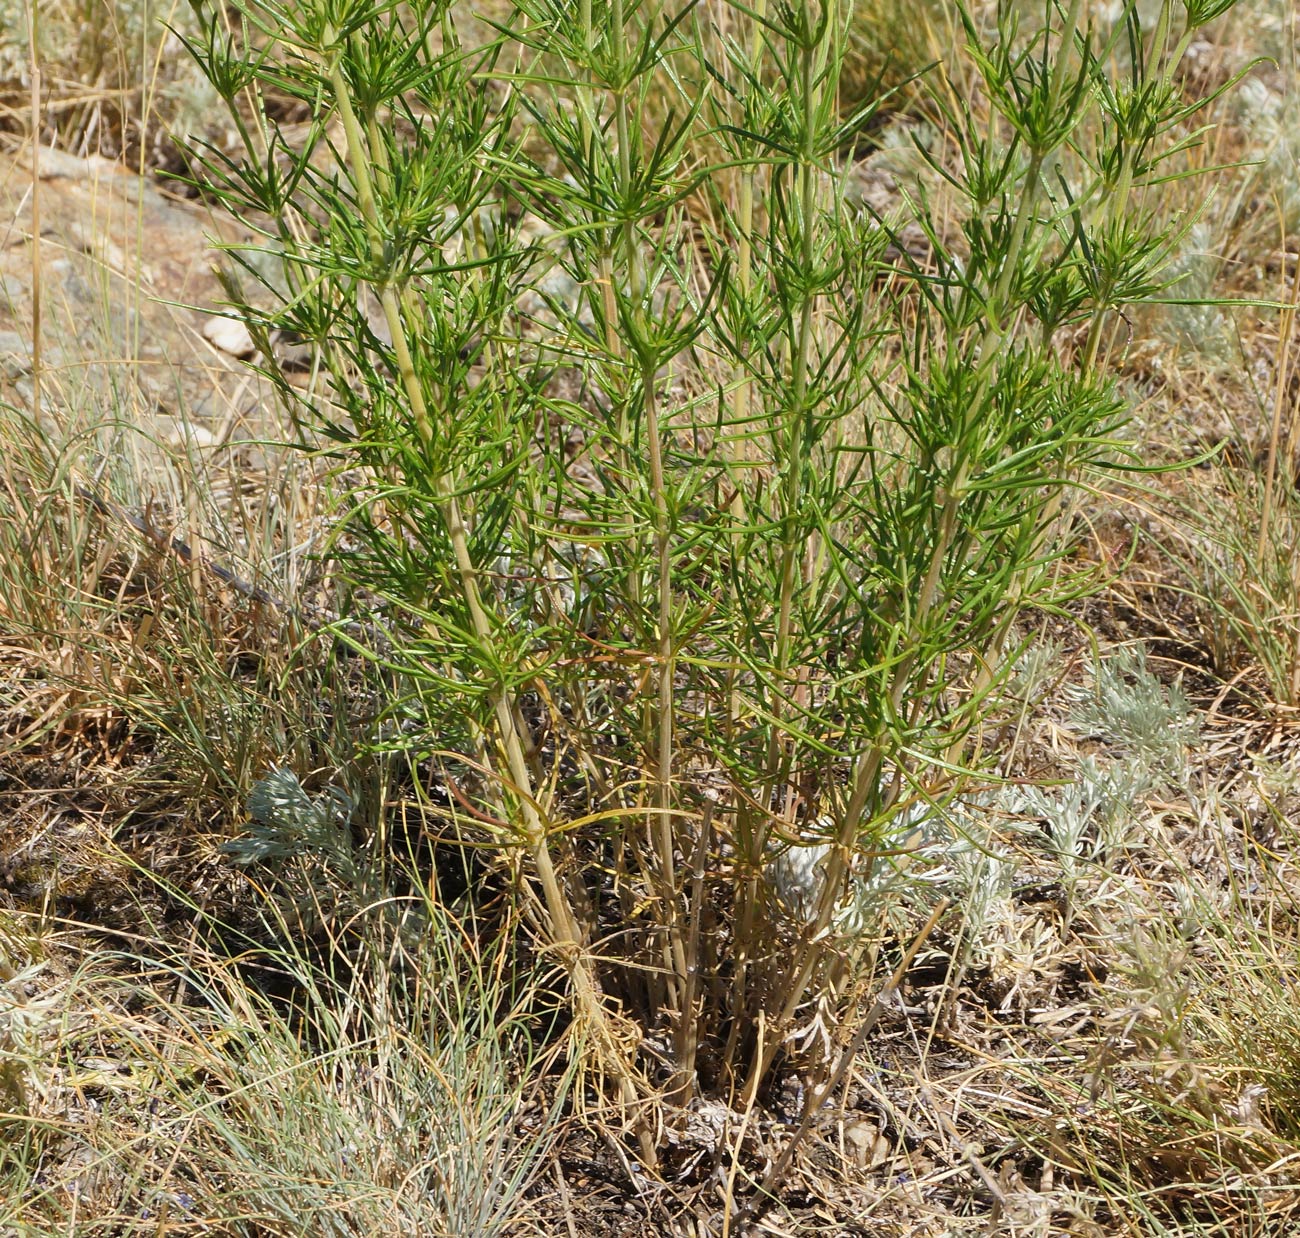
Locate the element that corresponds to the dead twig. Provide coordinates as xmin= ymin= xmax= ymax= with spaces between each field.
xmin=738 ymin=899 xmax=950 ymax=1227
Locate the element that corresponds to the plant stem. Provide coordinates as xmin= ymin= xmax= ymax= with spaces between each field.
xmin=642 ymin=352 xmax=688 ymax=1009
xmin=328 ymin=58 xmax=654 ymax=1164
xmin=729 ymin=3 xmax=826 ymax=1083
xmin=744 ymin=439 xmax=968 ymax=1101
xmin=720 ymin=0 xmax=769 ymax=1083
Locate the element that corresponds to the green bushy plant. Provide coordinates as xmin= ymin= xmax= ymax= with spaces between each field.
xmin=182 ymin=0 xmax=1245 ymax=1161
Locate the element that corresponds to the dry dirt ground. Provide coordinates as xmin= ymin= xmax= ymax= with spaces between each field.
xmin=0 ymin=141 xmax=267 ymax=441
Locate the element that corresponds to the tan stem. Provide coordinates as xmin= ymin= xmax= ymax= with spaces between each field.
xmin=328 ymin=60 xmax=654 ymax=1165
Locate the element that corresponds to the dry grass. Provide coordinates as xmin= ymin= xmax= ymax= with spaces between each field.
xmin=2 ymin=897 xmax=567 ymax=1236
xmin=0 ymin=0 xmax=220 ymax=167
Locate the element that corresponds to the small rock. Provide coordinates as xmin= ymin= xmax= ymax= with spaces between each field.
xmin=163 ymin=419 xmax=220 ymax=450
xmin=0 ymin=330 xmax=30 ymax=377
xmin=32 ymin=146 xmax=123 ymax=186
xmin=202 ymin=314 xmax=255 ymax=358
xmin=273 ymin=337 xmax=314 ymax=372
xmin=843 ymin=1117 xmax=889 ymax=1169
xmin=64 ymin=220 xmax=129 ymax=275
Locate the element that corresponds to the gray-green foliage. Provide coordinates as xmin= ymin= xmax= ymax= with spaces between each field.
xmin=923 ymin=644 xmax=1201 ymax=976
xmin=997 ymin=645 xmax=1197 ymax=922
xmin=1070 ymin=644 xmax=1199 ymax=781
xmin=1232 ymin=34 xmax=1300 ymax=230
xmin=229 ymin=765 xmax=357 ymax=871
xmin=1160 ymin=221 xmax=1234 ymax=362
xmin=179 ymin=0 xmax=1246 ymax=1132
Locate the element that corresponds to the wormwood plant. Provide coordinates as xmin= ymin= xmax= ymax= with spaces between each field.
xmin=184 ymin=0 xmax=1244 ymax=1158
